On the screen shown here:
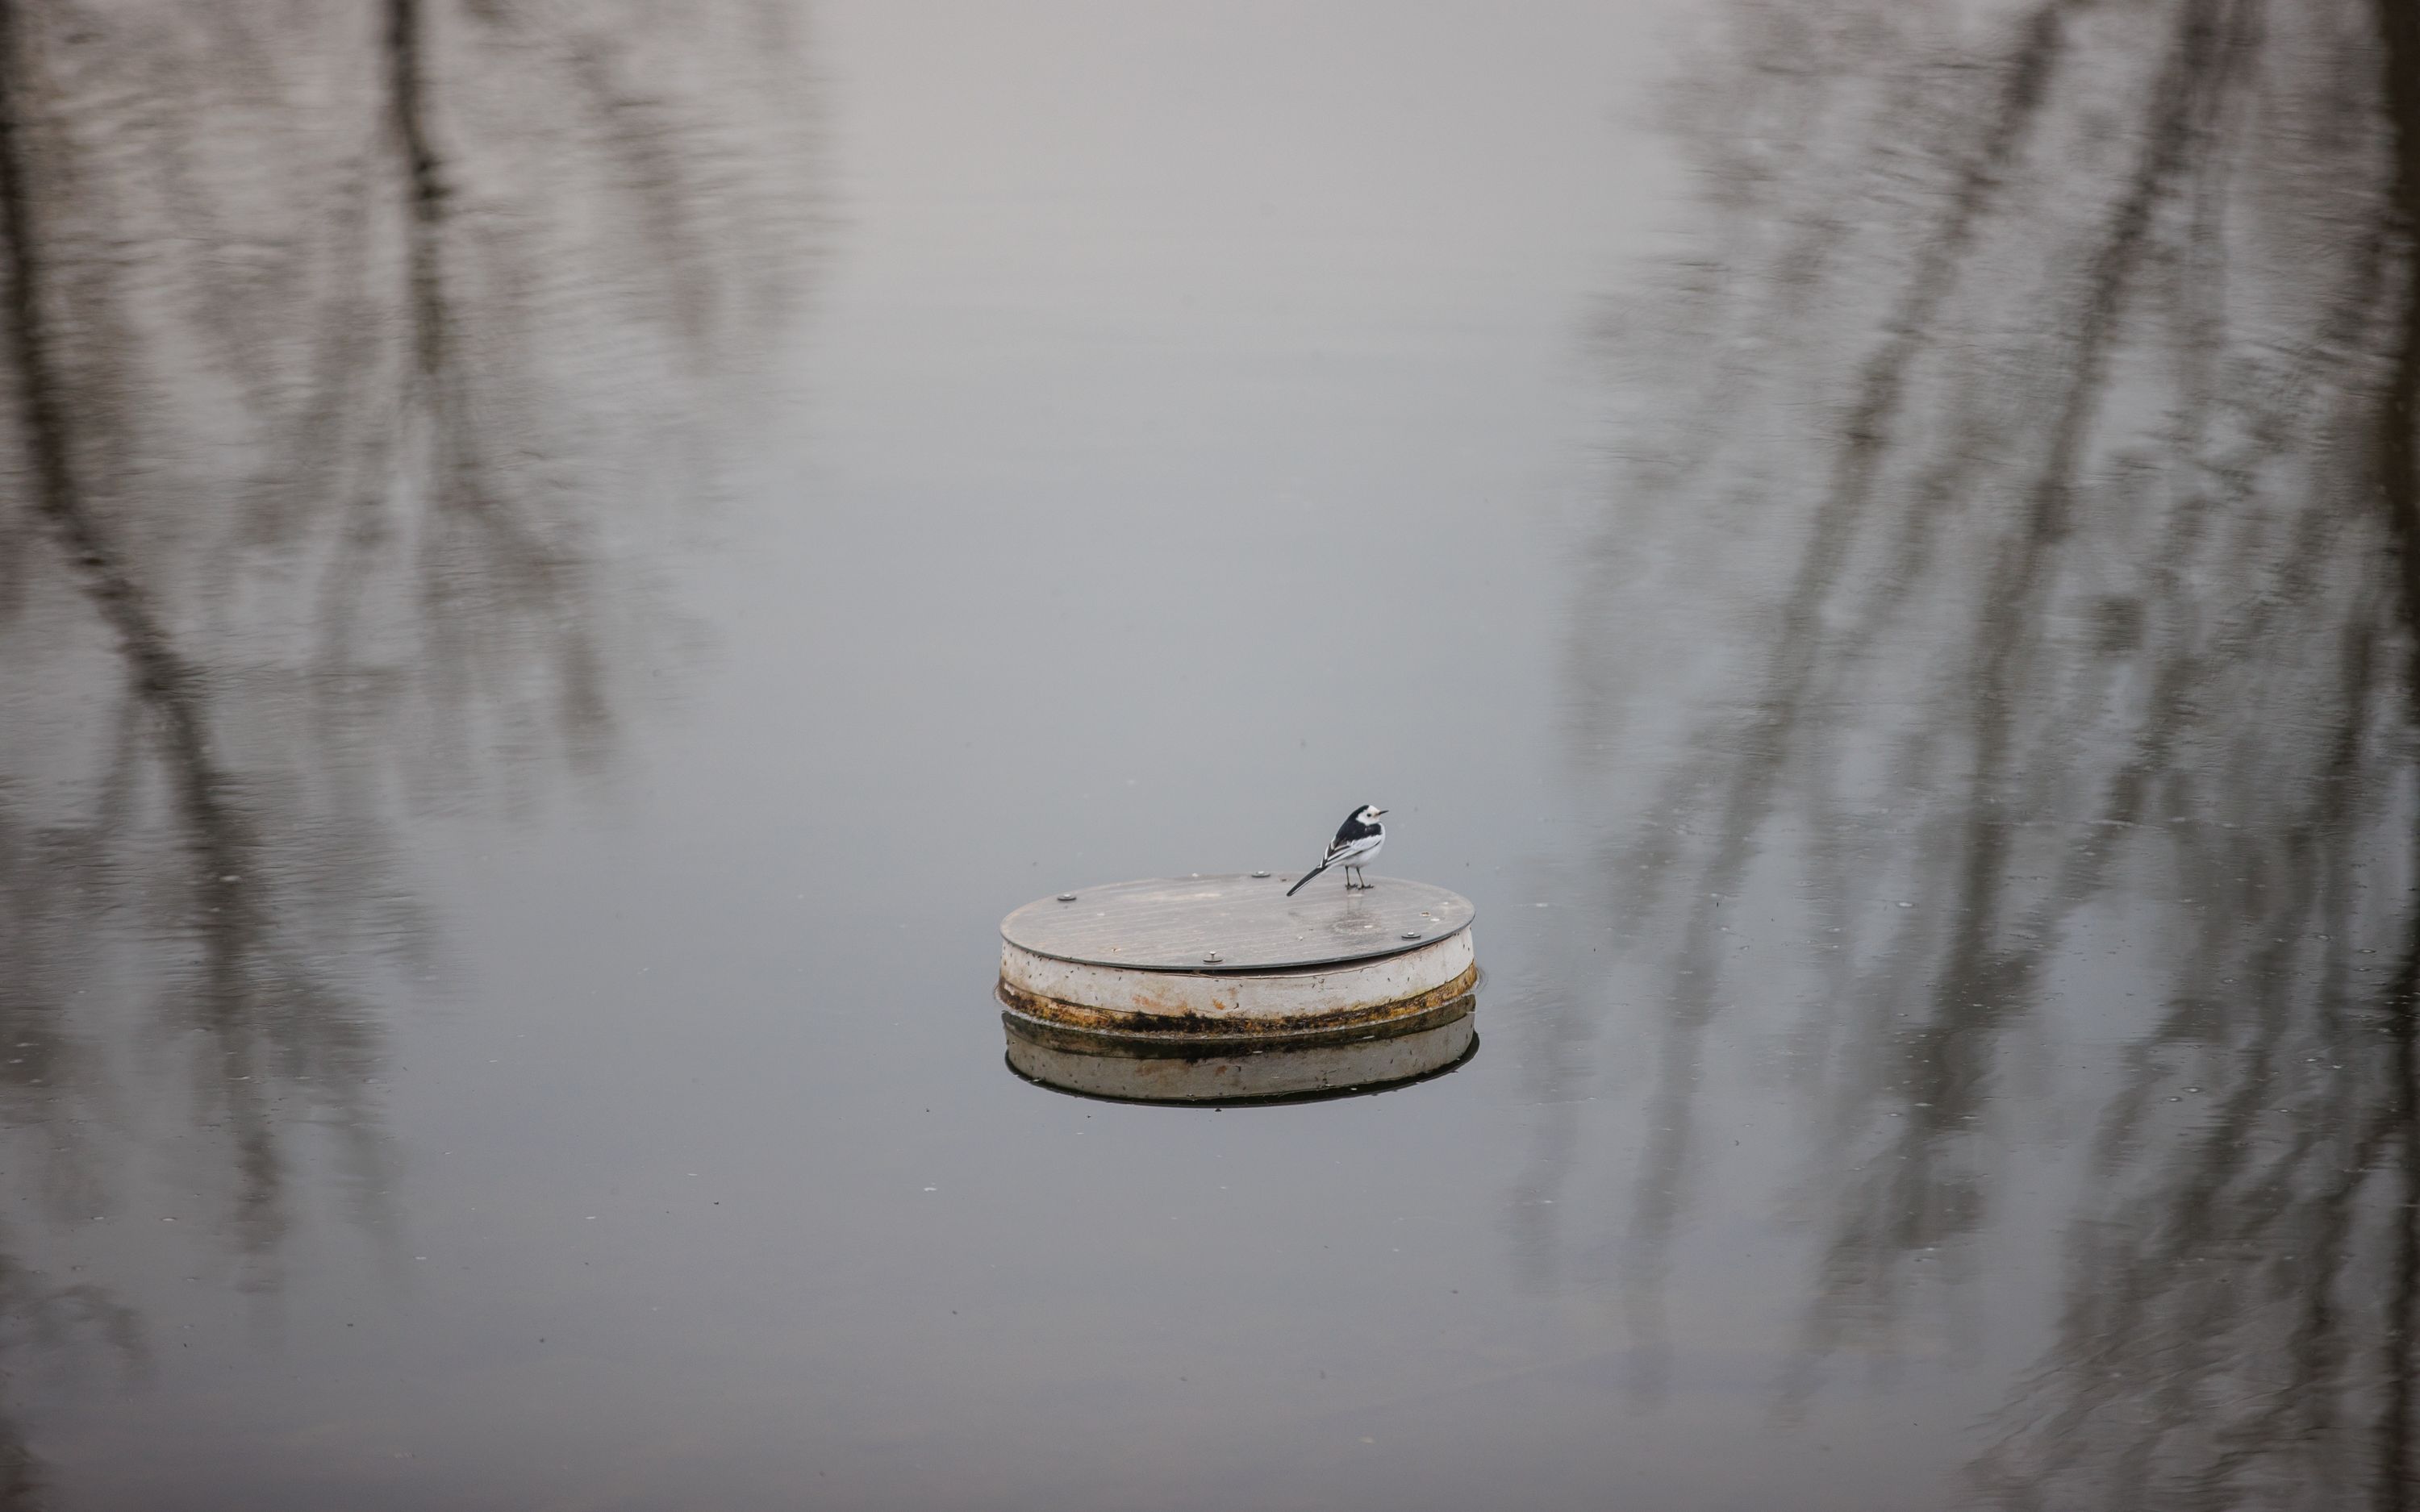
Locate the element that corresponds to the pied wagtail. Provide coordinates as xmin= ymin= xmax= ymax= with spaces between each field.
xmin=1285 ymin=804 xmax=1387 ymax=896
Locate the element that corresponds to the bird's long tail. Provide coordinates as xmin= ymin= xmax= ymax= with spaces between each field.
xmin=1284 ymin=860 xmax=1331 ymax=898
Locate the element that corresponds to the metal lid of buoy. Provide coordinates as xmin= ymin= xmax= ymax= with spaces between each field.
xmin=1000 ymin=873 xmax=1475 ymax=973
xmin=995 ymin=873 xmax=1479 ymax=1103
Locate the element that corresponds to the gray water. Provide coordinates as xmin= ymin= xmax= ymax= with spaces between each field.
xmin=2 ymin=2 xmax=2414 ymax=1508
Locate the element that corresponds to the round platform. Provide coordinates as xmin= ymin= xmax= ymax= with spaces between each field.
xmin=996 ymin=873 xmax=1479 ymax=1053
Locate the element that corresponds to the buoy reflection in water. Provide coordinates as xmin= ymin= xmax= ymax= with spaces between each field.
xmin=1000 ymin=997 xmax=1478 ymax=1106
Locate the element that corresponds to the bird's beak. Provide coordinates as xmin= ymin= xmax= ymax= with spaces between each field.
xmin=1373 ymin=808 xmax=1387 ymax=816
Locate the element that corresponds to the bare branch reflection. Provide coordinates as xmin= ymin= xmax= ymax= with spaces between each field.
xmin=1553 ymin=0 xmax=2420 ymax=1503
xmin=0 ymin=0 xmax=815 ymax=1500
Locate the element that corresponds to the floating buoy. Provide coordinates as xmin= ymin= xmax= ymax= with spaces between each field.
xmin=996 ymin=873 xmax=1478 ymax=1104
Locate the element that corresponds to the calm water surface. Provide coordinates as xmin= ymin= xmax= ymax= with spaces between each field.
xmin=2 ymin=2 xmax=2414 ymax=1509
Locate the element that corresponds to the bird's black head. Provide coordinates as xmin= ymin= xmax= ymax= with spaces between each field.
xmin=1351 ymin=803 xmax=1386 ymax=825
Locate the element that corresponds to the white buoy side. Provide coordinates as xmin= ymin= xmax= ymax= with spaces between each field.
xmin=999 ymin=931 xmax=1476 ymax=1040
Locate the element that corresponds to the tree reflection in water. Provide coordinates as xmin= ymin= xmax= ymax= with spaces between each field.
xmin=1554 ymin=0 xmax=2420 ymax=1506
xmin=0 ymin=1 xmax=813 ymax=1502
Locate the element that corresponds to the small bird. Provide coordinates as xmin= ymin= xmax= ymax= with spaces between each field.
xmin=1286 ymin=804 xmax=1387 ymax=896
